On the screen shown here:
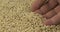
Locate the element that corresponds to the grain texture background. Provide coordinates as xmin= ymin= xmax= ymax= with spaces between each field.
xmin=0 ymin=0 xmax=60 ymax=32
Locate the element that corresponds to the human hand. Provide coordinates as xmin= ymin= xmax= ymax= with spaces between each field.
xmin=32 ymin=0 xmax=60 ymax=25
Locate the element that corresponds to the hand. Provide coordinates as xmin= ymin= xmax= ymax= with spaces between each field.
xmin=32 ymin=0 xmax=60 ymax=25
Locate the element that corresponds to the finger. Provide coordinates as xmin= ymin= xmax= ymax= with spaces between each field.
xmin=43 ymin=10 xmax=57 ymax=19
xmin=44 ymin=12 xmax=60 ymax=25
xmin=48 ymin=0 xmax=58 ymax=9
xmin=54 ymin=5 xmax=60 ymax=13
xmin=34 ymin=0 xmax=58 ymax=15
xmin=34 ymin=4 xmax=49 ymax=15
xmin=43 ymin=5 xmax=60 ymax=19
xmin=32 ymin=0 xmax=47 ymax=11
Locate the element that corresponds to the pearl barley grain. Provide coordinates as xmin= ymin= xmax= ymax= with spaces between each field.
xmin=0 ymin=0 xmax=60 ymax=32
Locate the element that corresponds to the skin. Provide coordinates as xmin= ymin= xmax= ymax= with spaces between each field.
xmin=32 ymin=0 xmax=60 ymax=25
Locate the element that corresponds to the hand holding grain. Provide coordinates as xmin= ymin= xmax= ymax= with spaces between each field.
xmin=32 ymin=0 xmax=60 ymax=25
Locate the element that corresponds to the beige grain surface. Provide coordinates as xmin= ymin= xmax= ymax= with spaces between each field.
xmin=0 ymin=0 xmax=60 ymax=32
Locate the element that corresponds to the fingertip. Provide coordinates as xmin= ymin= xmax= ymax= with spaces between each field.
xmin=34 ymin=9 xmax=45 ymax=15
xmin=44 ymin=19 xmax=55 ymax=25
xmin=31 ymin=0 xmax=41 ymax=11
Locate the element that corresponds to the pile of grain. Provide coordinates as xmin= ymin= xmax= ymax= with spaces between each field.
xmin=0 ymin=0 xmax=60 ymax=32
